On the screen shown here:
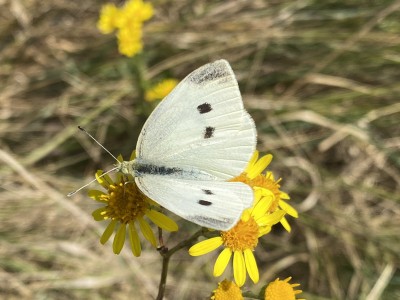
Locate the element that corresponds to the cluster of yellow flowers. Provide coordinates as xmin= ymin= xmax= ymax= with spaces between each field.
xmin=89 ymin=151 xmax=299 ymax=289
xmin=145 ymin=79 xmax=179 ymax=102
xmin=189 ymin=151 xmax=298 ymax=287
xmin=97 ymin=0 xmax=154 ymax=57
xmin=211 ymin=278 xmax=304 ymax=300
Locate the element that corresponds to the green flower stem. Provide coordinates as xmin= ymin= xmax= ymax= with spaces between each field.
xmin=156 ymin=228 xmax=205 ymax=300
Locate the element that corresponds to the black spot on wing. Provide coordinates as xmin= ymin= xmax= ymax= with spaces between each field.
xmin=197 ymin=103 xmax=212 ymax=114
xmin=198 ymin=200 xmax=212 ymax=206
xmin=204 ymin=126 xmax=215 ymax=139
xmin=189 ymin=61 xmax=230 ymax=85
xmin=202 ymin=189 xmax=214 ymax=195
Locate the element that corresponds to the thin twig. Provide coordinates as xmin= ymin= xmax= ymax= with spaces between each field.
xmin=156 ymin=228 xmax=204 ymax=300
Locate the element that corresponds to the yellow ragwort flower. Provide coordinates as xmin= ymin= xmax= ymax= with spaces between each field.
xmin=97 ymin=0 xmax=154 ymax=57
xmin=123 ymin=0 xmax=154 ymax=24
xmin=189 ymin=190 xmax=285 ymax=287
xmin=211 ymin=279 xmax=243 ymax=300
xmin=97 ymin=3 xmax=120 ymax=34
xmin=117 ymin=27 xmax=143 ymax=57
xmin=264 ymin=277 xmax=304 ymax=300
xmin=232 ymin=151 xmax=298 ymax=232
xmin=145 ymin=79 xmax=179 ymax=102
xmin=88 ymin=153 xmax=178 ymax=256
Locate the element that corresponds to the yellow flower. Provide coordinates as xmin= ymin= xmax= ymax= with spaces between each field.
xmin=97 ymin=0 xmax=154 ymax=57
xmin=117 ymin=27 xmax=143 ymax=57
xmin=189 ymin=191 xmax=285 ymax=287
xmin=211 ymin=279 xmax=243 ymax=300
xmin=123 ymin=0 xmax=154 ymax=23
xmin=189 ymin=151 xmax=295 ymax=286
xmin=232 ymin=151 xmax=298 ymax=232
xmin=145 ymin=79 xmax=179 ymax=102
xmin=88 ymin=153 xmax=178 ymax=256
xmin=97 ymin=4 xmax=120 ymax=34
xmin=264 ymin=277 xmax=304 ymax=300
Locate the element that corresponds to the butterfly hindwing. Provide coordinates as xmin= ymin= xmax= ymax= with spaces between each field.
xmin=135 ymin=175 xmax=254 ymax=230
xmin=136 ymin=60 xmax=257 ymax=180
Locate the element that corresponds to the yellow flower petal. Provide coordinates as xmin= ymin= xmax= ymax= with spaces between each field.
xmin=245 ymin=151 xmax=259 ymax=173
xmin=113 ymin=223 xmax=126 ymax=254
xmin=138 ymin=217 xmax=157 ymax=247
xmin=129 ymin=150 xmax=136 ymax=161
xmin=265 ymin=171 xmax=275 ymax=181
xmin=146 ymin=209 xmax=178 ymax=232
xmin=280 ymin=217 xmax=291 ymax=232
xmin=257 ymin=210 xmax=285 ymax=227
xmin=128 ymin=221 xmax=141 ymax=257
xmin=100 ymin=219 xmax=117 ymax=244
xmin=259 ymin=187 xmax=275 ymax=198
xmin=241 ymin=209 xmax=251 ymax=222
xmin=102 ymin=173 xmax=113 ymax=185
xmin=115 ymin=172 xmax=124 ymax=183
xmin=259 ymin=226 xmax=272 ymax=237
xmin=92 ymin=207 xmax=107 ymax=221
xmin=213 ymin=247 xmax=232 ymax=277
xmin=253 ymin=188 xmax=264 ymax=203
xmin=189 ymin=237 xmax=223 ymax=256
xmin=279 ymin=200 xmax=298 ymax=218
xmin=95 ymin=170 xmax=110 ymax=189
xmin=252 ymin=197 xmax=273 ymax=220
xmin=233 ymin=251 xmax=246 ymax=287
xmin=244 ymin=249 xmax=259 ymax=283
xmin=88 ymin=190 xmax=106 ymax=202
xmin=247 ymin=154 xmax=272 ymax=179
xmin=280 ymin=191 xmax=290 ymax=200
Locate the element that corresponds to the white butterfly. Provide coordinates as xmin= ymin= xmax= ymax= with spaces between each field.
xmin=115 ymin=60 xmax=257 ymax=230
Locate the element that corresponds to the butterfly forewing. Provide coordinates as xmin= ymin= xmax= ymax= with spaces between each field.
xmin=160 ymin=110 xmax=256 ymax=180
xmin=136 ymin=60 xmax=257 ymax=180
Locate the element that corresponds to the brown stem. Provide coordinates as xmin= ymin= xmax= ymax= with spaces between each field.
xmin=156 ymin=228 xmax=204 ymax=300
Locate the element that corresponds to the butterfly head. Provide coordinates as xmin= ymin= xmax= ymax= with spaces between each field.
xmin=116 ymin=160 xmax=136 ymax=177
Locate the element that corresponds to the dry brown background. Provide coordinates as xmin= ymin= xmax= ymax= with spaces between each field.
xmin=1 ymin=0 xmax=400 ymax=299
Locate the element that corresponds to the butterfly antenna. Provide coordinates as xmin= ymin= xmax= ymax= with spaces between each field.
xmin=77 ymin=126 xmax=119 ymax=162
xmin=67 ymin=166 xmax=119 ymax=197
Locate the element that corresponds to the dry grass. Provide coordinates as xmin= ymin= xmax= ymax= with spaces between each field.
xmin=1 ymin=0 xmax=400 ymax=299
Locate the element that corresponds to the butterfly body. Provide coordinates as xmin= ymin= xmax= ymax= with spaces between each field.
xmin=118 ymin=160 xmax=215 ymax=180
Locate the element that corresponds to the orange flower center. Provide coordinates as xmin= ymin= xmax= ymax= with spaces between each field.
xmin=211 ymin=279 xmax=243 ymax=300
xmin=221 ymin=216 xmax=259 ymax=251
xmin=264 ymin=277 xmax=302 ymax=300
xmin=102 ymin=181 xmax=148 ymax=223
